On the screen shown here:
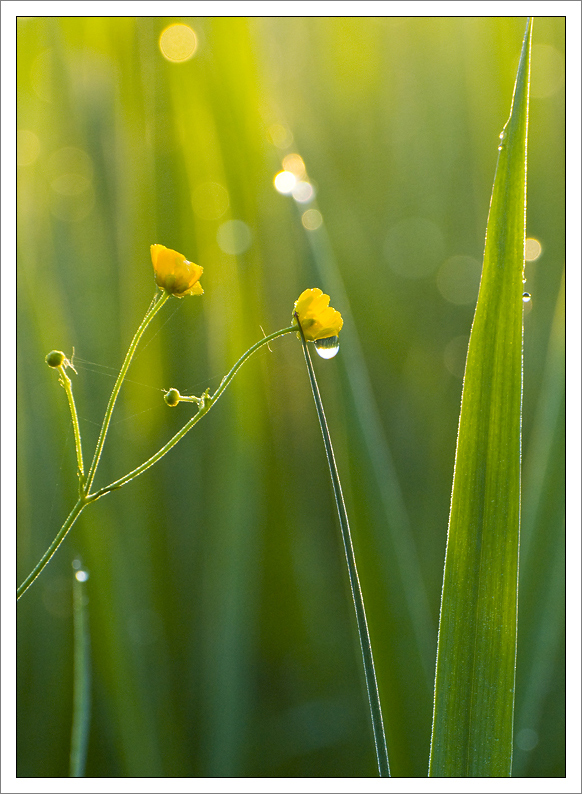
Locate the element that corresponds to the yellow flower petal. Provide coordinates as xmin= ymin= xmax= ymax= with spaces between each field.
xmin=150 ymin=244 xmax=203 ymax=297
xmin=292 ymin=288 xmax=343 ymax=341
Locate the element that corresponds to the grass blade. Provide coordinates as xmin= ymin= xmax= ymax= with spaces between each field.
xmin=70 ymin=563 xmax=91 ymax=777
xmin=429 ymin=18 xmax=532 ymax=777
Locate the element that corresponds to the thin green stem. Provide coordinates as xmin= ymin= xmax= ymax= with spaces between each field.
xmin=84 ymin=290 xmax=171 ymax=493
xmin=17 ymin=497 xmax=87 ymax=600
xmin=296 ymin=316 xmax=390 ymax=778
xmin=70 ymin=564 xmax=91 ymax=777
xmin=211 ymin=324 xmax=296 ymax=404
xmin=18 ymin=294 xmax=169 ymax=600
xmin=18 ymin=324 xmax=295 ymax=600
xmin=92 ymin=325 xmax=296 ymax=499
xmin=59 ymin=365 xmax=85 ymax=480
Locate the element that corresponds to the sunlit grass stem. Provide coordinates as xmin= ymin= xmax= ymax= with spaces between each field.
xmin=17 ymin=323 xmax=296 ymax=599
xmin=84 ymin=290 xmax=171 ymax=493
xmin=91 ymin=324 xmax=296 ymax=498
xmin=17 ymin=498 xmax=86 ymax=600
xmin=70 ymin=564 xmax=91 ymax=777
xmin=295 ymin=315 xmax=390 ymax=778
xmin=19 ymin=292 xmax=170 ymax=599
xmin=58 ymin=364 xmax=85 ymax=481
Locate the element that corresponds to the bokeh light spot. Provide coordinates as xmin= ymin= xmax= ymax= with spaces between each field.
xmin=159 ymin=24 xmax=198 ymax=62
xmin=302 ymin=209 xmax=323 ymax=231
xmin=436 ymin=255 xmax=482 ymax=305
xmin=274 ymin=170 xmax=297 ymax=194
xmin=282 ymin=153 xmax=306 ymax=178
xmin=525 ymin=237 xmax=542 ymax=261
xmin=50 ymin=187 xmax=95 ymax=222
xmin=45 ymin=147 xmax=95 ymax=221
xmin=292 ymin=181 xmax=314 ymax=203
xmin=46 ymin=146 xmax=94 ymax=186
xmin=30 ymin=49 xmax=53 ymax=102
xmin=17 ymin=130 xmax=41 ymax=166
xmin=515 ymin=728 xmax=539 ymax=752
xmin=75 ymin=570 xmax=89 ymax=582
xmin=51 ymin=173 xmax=91 ymax=196
xmin=217 ymin=219 xmax=252 ymax=255
xmin=384 ymin=218 xmax=445 ymax=279
xmin=191 ymin=181 xmax=230 ymax=220
xmin=268 ymin=124 xmax=293 ymax=149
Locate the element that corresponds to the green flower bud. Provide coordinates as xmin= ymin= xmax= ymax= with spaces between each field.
xmin=46 ymin=350 xmax=66 ymax=368
xmin=164 ymin=388 xmax=181 ymax=407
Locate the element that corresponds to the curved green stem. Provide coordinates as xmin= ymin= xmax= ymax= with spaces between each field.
xmin=211 ymin=324 xmax=296 ymax=403
xmin=296 ymin=316 xmax=390 ymax=777
xmin=18 ymin=324 xmax=296 ymax=599
xmin=17 ymin=497 xmax=87 ymax=600
xmin=84 ymin=291 xmax=170 ymax=494
xmin=92 ymin=325 xmax=295 ymax=498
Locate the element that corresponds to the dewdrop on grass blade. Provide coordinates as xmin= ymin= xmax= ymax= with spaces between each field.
xmin=315 ymin=336 xmax=340 ymax=359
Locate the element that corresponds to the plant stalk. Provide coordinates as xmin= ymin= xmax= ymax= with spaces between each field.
xmin=17 ymin=497 xmax=87 ymax=600
xmin=92 ymin=325 xmax=296 ymax=498
xmin=18 ymin=325 xmax=296 ymax=598
xmin=69 ymin=564 xmax=91 ymax=777
xmin=59 ymin=364 xmax=85 ymax=480
xmin=84 ymin=290 xmax=170 ymax=493
xmin=296 ymin=316 xmax=390 ymax=777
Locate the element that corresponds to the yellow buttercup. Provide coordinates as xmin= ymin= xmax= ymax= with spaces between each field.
xmin=150 ymin=244 xmax=203 ymax=297
xmin=292 ymin=288 xmax=343 ymax=341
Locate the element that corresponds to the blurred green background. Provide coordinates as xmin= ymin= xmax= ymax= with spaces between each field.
xmin=17 ymin=16 xmax=564 ymax=777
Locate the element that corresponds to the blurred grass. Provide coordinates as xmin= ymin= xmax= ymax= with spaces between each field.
xmin=16 ymin=16 xmax=564 ymax=777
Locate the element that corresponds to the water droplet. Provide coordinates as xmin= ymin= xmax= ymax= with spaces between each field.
xmin=522 ymin=292 xmax=531 ymax=303
xmin=75 ymin=569 xmax=89 ymax=582
xmin=314 ymin=336 xmax=340 ymax=359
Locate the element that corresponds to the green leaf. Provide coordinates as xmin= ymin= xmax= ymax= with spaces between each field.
xmin=429 ymin=19 xmax=532 ymax=777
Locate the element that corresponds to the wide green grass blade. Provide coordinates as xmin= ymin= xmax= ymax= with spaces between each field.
xmin=429 ymin=19 xmax=532 ymax=777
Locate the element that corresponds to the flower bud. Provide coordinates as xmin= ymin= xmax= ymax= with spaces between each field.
xmin=164 ymin=388 xmax=181 ymax=407
xmin=45 ymin=350 xmax=66 ymax=368
xmin=151 ymin=244 xmax=204 ymax=298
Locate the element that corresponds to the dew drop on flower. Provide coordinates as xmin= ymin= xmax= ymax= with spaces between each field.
xmin=314 ymin=336 xmax=340 ymax=359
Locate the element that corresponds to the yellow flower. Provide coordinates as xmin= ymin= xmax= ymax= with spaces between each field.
xmin=151 ymin=244 xmax=203 ymax=297
xmin=292 ymin=288 xmax=343 ymax=341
